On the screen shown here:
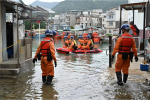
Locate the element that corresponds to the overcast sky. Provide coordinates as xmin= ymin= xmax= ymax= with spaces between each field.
xmin=22 ymin=0 xmax=65 ymax=5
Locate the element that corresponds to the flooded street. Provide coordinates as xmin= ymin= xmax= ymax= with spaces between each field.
xmin=0 ymin=38 xmax=150 ymax=99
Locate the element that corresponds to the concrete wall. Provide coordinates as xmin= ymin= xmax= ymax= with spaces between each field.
xmin=13 ymin=19 xmax=25 ymax=58
xmin=70 ymin=14 xmax=75 ymax=27
xmin=0 ymin=1 xmax=2 ymax=62
xmin=0 ymin=1 xmax=8 ymax=62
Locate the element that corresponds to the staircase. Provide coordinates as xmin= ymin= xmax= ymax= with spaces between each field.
xmin=0 ymin=58 xmax=20 ymax=78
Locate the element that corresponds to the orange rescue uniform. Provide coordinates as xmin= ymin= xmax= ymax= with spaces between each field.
xmin=63 ymin=40 xmax=71 ymax=48
xmin=130 ymin=25 xmax=138 ymax=36
xmin=112 ymin=33 xmax=137 ymax=74
xmin=78 ymin=39 xmax=84 ymax=49
xmin=34 ymin=37 xmax=57 ymax=76
xmin=82 ymin=39 xmax=93 ymax=50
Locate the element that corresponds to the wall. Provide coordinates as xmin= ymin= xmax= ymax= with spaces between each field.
xmin=0 ymin=1 xmax=2 ymax=62
xmin=70 ymin=14 xmax=75 ymax=27
xmin=106 ymin=21 xmax=116 ymax=29
xmin=0 ymin=1 xmax=8 ymax=62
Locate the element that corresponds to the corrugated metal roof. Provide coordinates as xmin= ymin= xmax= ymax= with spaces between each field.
xmin=10 ymin=0 xmax=24 ymax=4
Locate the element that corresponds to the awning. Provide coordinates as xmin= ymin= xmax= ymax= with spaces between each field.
xmin=121 ymin=2 xmax=147 ymax=10
xmin=57 ymin=30 xmax=63 ymax=32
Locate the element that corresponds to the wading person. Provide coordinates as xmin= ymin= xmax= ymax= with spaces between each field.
xmin=33 ymin=30 xmax=57 ymax=85
xmin=111 ymin=24 xmax=138 ymax=86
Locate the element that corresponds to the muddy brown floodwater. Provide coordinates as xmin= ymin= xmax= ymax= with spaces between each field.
xmin=0 ymin=38 xmax=150 ymax=99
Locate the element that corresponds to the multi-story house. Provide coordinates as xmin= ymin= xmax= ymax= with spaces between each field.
xmin=53 ymin=9 xmax=103 ymax=30
xmin=105 ymin=6 xmax=128 ymax=34
xmin=53 ymin=13 xmax=70 ymax=30
xmin=100 ymin=13 xmax=106 ymax=30
xmin=76 ymin=9 xmax=102 ymax=29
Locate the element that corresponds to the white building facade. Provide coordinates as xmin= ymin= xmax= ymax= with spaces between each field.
xmin=105 ymin=6 xmax=128 ymax=34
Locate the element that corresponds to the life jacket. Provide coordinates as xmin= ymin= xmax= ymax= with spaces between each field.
xmin=73 ymin=40 xmax=77 ymax=47
xmin=41 ymin=37 xmax=54 ymax=56
xmin=65 ymin=40 xmax=70 ymax=47
xmin=79 ymin=39 xmax=84 ymax=46
xmin=89 ymin=39 xmax=94 ymax=48
xmin=119 ymin=34 xmax=133 ymax=53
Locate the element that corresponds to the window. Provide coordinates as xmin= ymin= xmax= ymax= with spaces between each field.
xmin=109 ymin=15 xmax=113 ymax=19
xmin=109 ymin=22 xmax=113 ymax=26
xmin=90 ymin=23 xmax=91 ymax=26
xmin=109 ymin=30 xmax=111 ymax=33
xmin=86 ymin=23 xmax=87 ymax=26
xmin=109 ymin=15 xmax=111 ymax=19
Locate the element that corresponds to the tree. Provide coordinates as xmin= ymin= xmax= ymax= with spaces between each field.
xmin=70 ymin=26 xmax=74 ymax=29
xmin=25 ymin=21 xmax=46 ymax=30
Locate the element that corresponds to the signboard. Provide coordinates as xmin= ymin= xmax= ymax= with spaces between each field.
xmin=36 ymin=20 xmax=41 ymax=24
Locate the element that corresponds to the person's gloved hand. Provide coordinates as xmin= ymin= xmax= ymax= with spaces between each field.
xmin=33 ymin=58 xmax=37 ymax=63
xmin=54 ymin=61 xmax=57 ymax=67
xmin=112 ymin=55 xmax=114 ymax=62
xmin=135 ymin=57 xmax=138 ymax=62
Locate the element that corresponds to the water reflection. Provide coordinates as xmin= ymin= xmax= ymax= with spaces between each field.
xmin=1 ymin=38 xmax=150 ymax=99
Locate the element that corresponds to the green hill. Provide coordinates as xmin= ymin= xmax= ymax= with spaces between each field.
xmin=52 ymin=0 xmax=128 ymax=14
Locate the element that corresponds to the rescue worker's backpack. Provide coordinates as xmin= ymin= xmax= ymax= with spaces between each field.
xmin=133 ymin=25 xmax=139 ymax=35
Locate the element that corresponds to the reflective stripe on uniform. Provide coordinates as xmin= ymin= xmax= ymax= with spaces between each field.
xmin=122 ymin=36 xmax=133 ymax=39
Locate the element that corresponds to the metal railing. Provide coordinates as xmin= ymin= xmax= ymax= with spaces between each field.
xmin=106 ymin=36 xmax=141 ymax=68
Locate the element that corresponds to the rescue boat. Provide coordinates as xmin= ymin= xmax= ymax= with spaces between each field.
xmin=56 ymin=47 xmax=70 ymax=54
xmin=54 ymin=35 xmax=61 ymax=39
xmin=56 ymin=47 xmax=103 ymax=54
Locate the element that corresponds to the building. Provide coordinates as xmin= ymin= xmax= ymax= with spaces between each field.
xmin=66 ymin=10 xmax=81 ymax=27
xmin=128 ymin=0 xmax=149 ymax=30
xmin=105 ymin=6 xmax=128 ymax=34
xmin=0 ymin=0 xmax=50 ymax=78
xmin=76 ymin=10 xmax=102 ymax=29
xmin=100 ymin=13 xmax=107 ymax=29
xmin=52 ymin=13 xmax=70 ymax=30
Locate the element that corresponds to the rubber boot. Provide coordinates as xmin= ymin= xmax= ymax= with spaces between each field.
xmin=42 ymin=76 xmax=46 ymax=84
xmin=116 ymin=72 xmax=124 ymax=86
xmin=123 ymin=74 xmax=128 ymax=83
xmin=46 ymin=75 xmax=53 ymax=85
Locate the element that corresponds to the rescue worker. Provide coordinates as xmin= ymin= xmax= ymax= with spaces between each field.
xmin=69 ymin=36 xmax=77 ymax=50
xmin=129 ymin=21 xmax=139 ymax=48
xmin=33 ymin=29 xmax=57 ymax=85
xmin=82 ymin=35 xmax=94 ymax=50
xmin=78 ymin=36 xmax=84 ymax=49
xmin=111 ymin=24 xmax=138 ymax=86
xmin=63 ymin=36 xmax=71 ymax=48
